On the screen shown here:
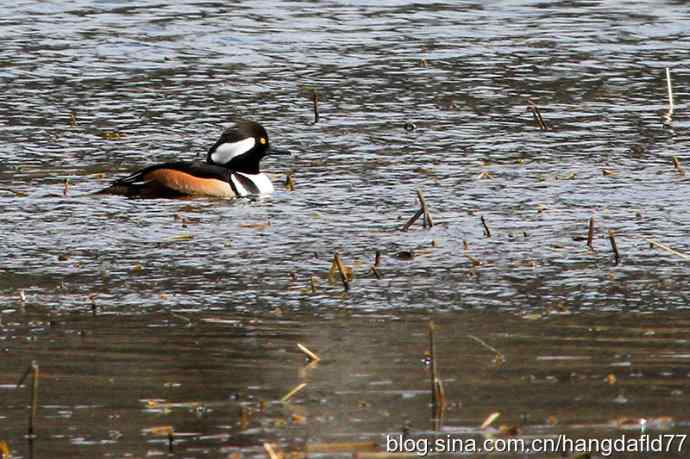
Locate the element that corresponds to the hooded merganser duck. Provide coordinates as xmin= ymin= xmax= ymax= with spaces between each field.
xmin=96 ymin=120 xmax=289 ymax=198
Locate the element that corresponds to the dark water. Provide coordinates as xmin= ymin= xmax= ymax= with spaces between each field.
xmin=2 ymin=1 xmax=690 ymax=457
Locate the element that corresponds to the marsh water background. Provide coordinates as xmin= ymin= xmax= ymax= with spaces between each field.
xmin=2 ymin=1 xmax=690 ymax=457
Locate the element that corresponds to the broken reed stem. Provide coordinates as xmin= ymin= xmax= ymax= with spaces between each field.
xmin=312 ymin=90 xmax=320 ymax=124
xmin=29 ymin=361 xmax=38 ymax=438
xmin=429 ymin=321 xmax=438 ymax=411
xmin=369 ymin=266 xmax=382 ymax=279
xmin=480 ymin=412 xmax=502 ymax=430
xmin=642 ymin=237 xmax=690 ymax=262
xmin=666 ymin=67 xmax=674 ymax=115
xmin=368 ymin=249 xmax=383 ymax=278
xmin=402 ymin=190 xmax=433 ymax=231
xmin=416 ymin=189 xmax=434 ymax=228
xmin=297 ymin=343 xmax=321 ymax=362
xmin=17 ymin=360 xmax=39 ymax=438
xmin=468 ymin=335 xmax=506 ymax=362
xmin=428 ymin=322 xmax=446 ymax=419
xmin=281 ymin=382 xmax=307 ymax=402
xmin=264 ymin=442 xmax=280 ymax=459
xmin=586 ymin=216 xmax=595 ymax=249
xmin=527 ymin=100 xmax=549 ymax=131
xmin=672 ymin=156 xmax=685 ymax=176
xmin=402 ymin=208 xmax=424 ymax=232
xmin=480 ymin=216 xmax=491 ymax=238
xmin=285 ymin=174 xmax=295 ymax=191
xmin=608 ymin=229 xmax=620 ymax=265
xmin=333 ymin=252 xmax=350 ymax=291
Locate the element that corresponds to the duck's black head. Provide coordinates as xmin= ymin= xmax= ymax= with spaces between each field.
xmin=207 ymin=120 xmax=289 ymax=174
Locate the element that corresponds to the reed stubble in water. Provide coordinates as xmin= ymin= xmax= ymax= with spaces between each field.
xmin=608 ymin=230 xmax=620 ymax=265
xmin=664 ymin=67 xmax=674 ymax=124
xmin=297 ymin=343 xmax=321 ymax=362
xmin=480 ymin=216 xmax=491 ymax=238
xmin=587 ymin=216 xmax=595 ymax=249
xmin=17 ymin=361 xmax=39 ymax=438
xmin=401 ymin=190 xmax=433 ymax=231
xmin=527 ymin=99 xmax=550 ymax=131
xmin=285 ymin=174 xmax=295 ymax=191
xmin=312 ymin=90 xmax=319 ymax=124
xmin=331 ymin=252 xmax=350 ymax=291
xmin=369 ymin=250 xmax=382 ymax=279
xmin=281 ymin=382 xmax=307 ymax=402
xmin=428 ymin=322 xmax=446 ymax=427
xmin=672 ymin=157 xmax=684 ymax=176
xmin=643 ymin=237 xmax=690 ymax=262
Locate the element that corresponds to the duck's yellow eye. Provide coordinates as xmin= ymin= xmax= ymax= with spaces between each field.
xmin=260 ymin=137 xmax=267 ymax=145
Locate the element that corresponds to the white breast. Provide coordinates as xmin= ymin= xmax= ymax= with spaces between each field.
xmin=231 ymin=172 xmax=274 ymax=196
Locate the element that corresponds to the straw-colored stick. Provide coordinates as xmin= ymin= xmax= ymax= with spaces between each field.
xmin=17 ymin=361 xmax=39 ymax=437
xmin=333 ymin=252 xmax=350 ymax=291
xmin=480 ymin=412 xmax=502 ymax=429
xmin=297 ymin=343 xmax=321 ymax=362
xmin=468 ymin=335 xmax=506 ymax=362
xmin=429 ymin=322 xmax=437 ymax=402
xmin=672 ymin=156 xmax=685 ymax=176
xmin=642 ymin=237 xmax=690 ymax=262
xmin=285 ymin=174 xmax=295 ymax=191
xmin=264 ymin=442 xmax=280 ymax=459
xmin=666 ymin=67 xmax=674 ymax=115
xmin=428 ymin=322 xmax=446 ymax=418
xmin=281 ymin=382 xmax=307 ymax=402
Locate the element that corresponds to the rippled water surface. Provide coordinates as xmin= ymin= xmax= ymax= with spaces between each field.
xmin=2 ymin=1 xmax=690 ymax=457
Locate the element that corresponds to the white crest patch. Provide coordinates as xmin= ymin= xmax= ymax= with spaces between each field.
xmin=210 ymin=137 xmax=255 ymax=164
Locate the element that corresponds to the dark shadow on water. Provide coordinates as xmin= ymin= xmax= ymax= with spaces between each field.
xmin=1 ymin=308 xmax=689 ymax=458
